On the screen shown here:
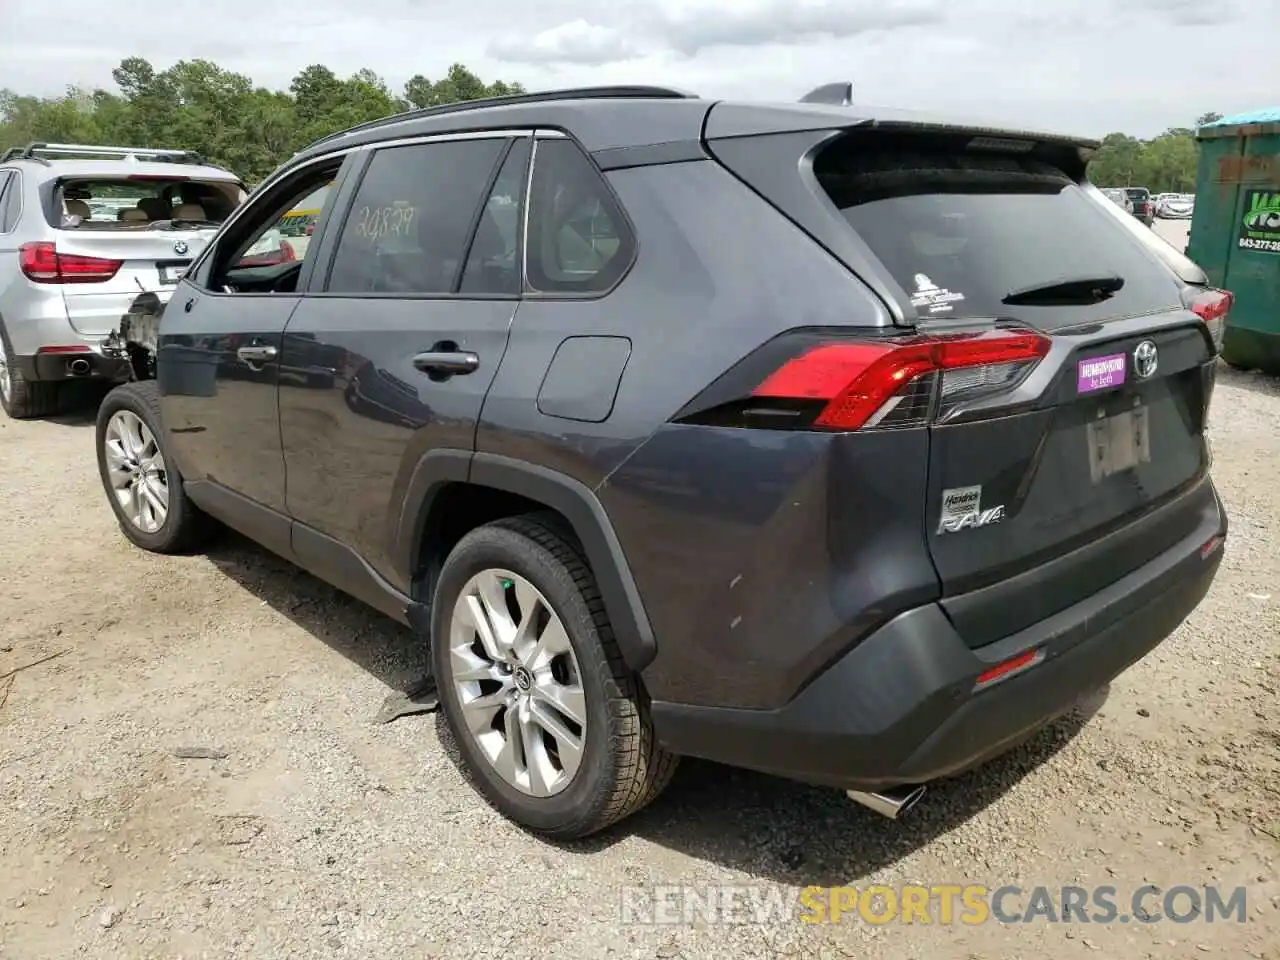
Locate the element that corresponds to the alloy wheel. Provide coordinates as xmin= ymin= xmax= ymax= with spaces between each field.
xmin=447 ymin=568 xmax=587 ymax=797
xmin=103 ymin=410 xmax=169 ymax=533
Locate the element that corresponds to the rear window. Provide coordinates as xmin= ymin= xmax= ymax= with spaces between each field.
xmin=814 ymin=139 xmax=1182 ymax=329
xmin=51 ymin=177 xmax=246 ymax=230
xmin=1125 ymin=188 xmax=1150 ymax=200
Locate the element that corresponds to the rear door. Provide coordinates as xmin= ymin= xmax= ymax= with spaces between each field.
xmin=278 ymin=132 xmax=527 ymax=594
xmin=812 ymin=134 xmax=1216 ymax=642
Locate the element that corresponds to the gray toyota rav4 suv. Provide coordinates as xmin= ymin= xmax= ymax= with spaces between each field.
xmin=93 ymin=84 xmax=1231 ymax=839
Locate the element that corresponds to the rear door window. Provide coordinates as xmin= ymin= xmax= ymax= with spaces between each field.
xmin=814 ymin=139 xmax=1182 ymax=329
xmin=326 ymin=138 xmax=507 ymax=295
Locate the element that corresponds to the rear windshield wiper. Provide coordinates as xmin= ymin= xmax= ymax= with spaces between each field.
xmin=1001 ymin=274 xmax=1125 ymax=306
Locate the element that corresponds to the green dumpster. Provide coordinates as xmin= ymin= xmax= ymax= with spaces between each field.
xmin=1189 ymin=107 xmax=1280 ymax=374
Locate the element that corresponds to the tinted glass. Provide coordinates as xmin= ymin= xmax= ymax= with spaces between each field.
xmin=815 ymin=140 xmax=1181 ymax=329
xmin=327 ymin=138 xmax=507 ymax=295
xmin=525 ymin=139 xmax=633 ymax=294
xmin=459 ymin=138 xmax=530 ymax=296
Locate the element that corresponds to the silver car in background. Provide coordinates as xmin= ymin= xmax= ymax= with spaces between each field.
xmin=1100 ymin=187 xmax=1134 ymax=214
xmin=1158 ymin=193 xmax=1195 ymax=219
xmin=0 ymin=143 xmax=246 ymax=418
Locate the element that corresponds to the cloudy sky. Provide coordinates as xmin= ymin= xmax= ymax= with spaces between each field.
xmin=3 ymin=0 xmax=1278 ymax=137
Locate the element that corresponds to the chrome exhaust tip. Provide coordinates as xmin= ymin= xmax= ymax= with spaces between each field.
xmin=68 ymin=358 xmax=91 ymax=376
xmin=846 ymin=784 xmax=927 ymax=819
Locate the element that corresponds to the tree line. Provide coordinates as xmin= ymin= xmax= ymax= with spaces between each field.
xmin=1 ymin=57 xmax=1216 ymax=193
xmin=0 ymin=58 xmax=525 ymax=183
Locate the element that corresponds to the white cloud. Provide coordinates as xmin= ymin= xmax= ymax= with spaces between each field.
xmin=1 ymin=0 xmax=1278 ymax=139
xmin=488 ymin=20 xmax=640 ymax=65
xmin=646 ymin=0 xmax=945 ymax=56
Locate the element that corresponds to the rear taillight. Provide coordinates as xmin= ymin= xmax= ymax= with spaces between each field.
xmin=1187 ymin=287 xmax=1232 ymax=352
xmin=280 ymin=239 xmax=296 ymax=262
xmin=676 ymin=327 xmax=1051 ymax=432
xmin=19 ymin=242 xmax=122 ymax=284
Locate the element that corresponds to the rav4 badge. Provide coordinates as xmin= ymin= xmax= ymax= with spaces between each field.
xmin=937 ymin=485 xmax=1006 ymax=535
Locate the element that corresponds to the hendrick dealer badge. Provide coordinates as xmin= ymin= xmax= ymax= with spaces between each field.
xmin=937 ymin=485 xmax=1006 ymax=535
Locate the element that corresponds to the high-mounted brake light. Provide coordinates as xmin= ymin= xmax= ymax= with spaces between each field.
xmin=751 ymin=329 xmax=1050 ymax=431
xmin=19 ymin=242 xmax=123 ymax=284
xmin=1187 ymin=287 xmax=1232 ymax=351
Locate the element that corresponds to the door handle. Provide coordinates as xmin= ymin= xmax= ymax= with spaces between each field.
xmin=237 ymin=345 xmax=278 ymax=363
xmin=412 ymin=350 xmax=480 ymax=377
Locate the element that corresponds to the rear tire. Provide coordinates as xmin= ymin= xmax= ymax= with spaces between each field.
xmin=95 ymin=381 xmax=215 ymax=553
xmin=0 ymin=327 xmax=61 ymax=420
xmin=431 ymin=514 xmax=677 ymax=840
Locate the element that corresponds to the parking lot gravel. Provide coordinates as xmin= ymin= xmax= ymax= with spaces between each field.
xmin=1 ymin=359 xmax=1277 ymax=959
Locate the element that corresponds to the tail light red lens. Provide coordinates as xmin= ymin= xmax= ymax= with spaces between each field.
xmin=751 ymin=329 xmax=1050 ymax=431
xmin=19 ymin=242 xmax=123 ymax=284
xmin=675 ymin=327 xmax=1051 ymax=433
xmin=1187 ymin=287 xmax=1232 ymax=351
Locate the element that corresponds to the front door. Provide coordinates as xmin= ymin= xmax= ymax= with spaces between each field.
xmin=279 ymin=134 xmax=530 ymax=593
xmin=159 ymin=155 xmax=352 ymax=544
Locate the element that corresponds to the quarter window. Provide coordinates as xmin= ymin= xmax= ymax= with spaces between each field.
xmin=326 ymin=138 xmax=508 ymax=295
xmin=0 ymin=172 xmax=18 ymax=233
xmin=525 ymin=139 xmax=634 ymax=295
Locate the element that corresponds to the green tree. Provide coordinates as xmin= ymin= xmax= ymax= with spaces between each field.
xmin=1086 ymin=127 xmax=1202 ymax=194
xmin=1 ymin=57 xmax=524 ymax=181
xmin=404 ymin=63 xmax=525 ymax=109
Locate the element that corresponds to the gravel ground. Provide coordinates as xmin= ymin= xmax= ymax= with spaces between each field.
xmin=1 ymin=362 xmax=1278 ymax=960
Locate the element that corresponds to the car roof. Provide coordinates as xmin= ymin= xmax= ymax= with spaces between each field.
xmin=290 ymin=84 xmax=1101 ymax=167
xmin=5 ymin=158 xmax=243 ymax=183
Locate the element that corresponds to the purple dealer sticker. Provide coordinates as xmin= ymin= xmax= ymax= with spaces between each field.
xmin=1077 ymin=353 xmax=1127 ymax=394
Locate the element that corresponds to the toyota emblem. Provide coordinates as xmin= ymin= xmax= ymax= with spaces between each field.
xmin=173 ymin=240 xmax=189 ymax=256
xmin=1133 ymin=340 xmax=1158 ymax=379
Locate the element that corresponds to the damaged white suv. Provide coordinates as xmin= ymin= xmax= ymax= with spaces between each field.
xmin=0 ymin=142 xmax=247 ymax=418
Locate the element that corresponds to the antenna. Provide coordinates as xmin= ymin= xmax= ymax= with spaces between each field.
xmin=799 ymin=82 xmax=853 ymax=107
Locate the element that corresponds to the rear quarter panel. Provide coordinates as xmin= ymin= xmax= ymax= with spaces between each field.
xmin=476 ymin=158 xmax=939 ymax=710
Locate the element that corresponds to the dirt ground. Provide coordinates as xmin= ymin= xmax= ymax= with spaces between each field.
xmin=1 ymin=362 xmax=1277 ymax=960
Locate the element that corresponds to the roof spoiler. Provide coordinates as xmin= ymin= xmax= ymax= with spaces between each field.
xmin=799 ymin=82 xmax=853 ymax=107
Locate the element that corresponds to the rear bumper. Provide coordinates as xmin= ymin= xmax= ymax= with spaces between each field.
xmin=651 ymin=478 xmax=1227 ymax=791
xmin=17 ymin=349 xmax=130 ymax=383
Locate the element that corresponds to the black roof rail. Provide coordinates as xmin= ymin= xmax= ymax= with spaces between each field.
xmin=799 ymin=82 xmax=854 ymax=107
xmin=302 ymin=84 xmax=702 ymax=153
xmin=0 ymin=142 xmax=208 ymax=165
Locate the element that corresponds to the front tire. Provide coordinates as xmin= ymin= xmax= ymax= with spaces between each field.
xmin=431 ymin=515 xmax=677 ymax=840
xmin=95 ymin=381 xmax=214 ymax=553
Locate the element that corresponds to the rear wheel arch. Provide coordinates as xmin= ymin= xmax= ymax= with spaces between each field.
xmin=398 ymin=451 xmax=657 ymax=673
